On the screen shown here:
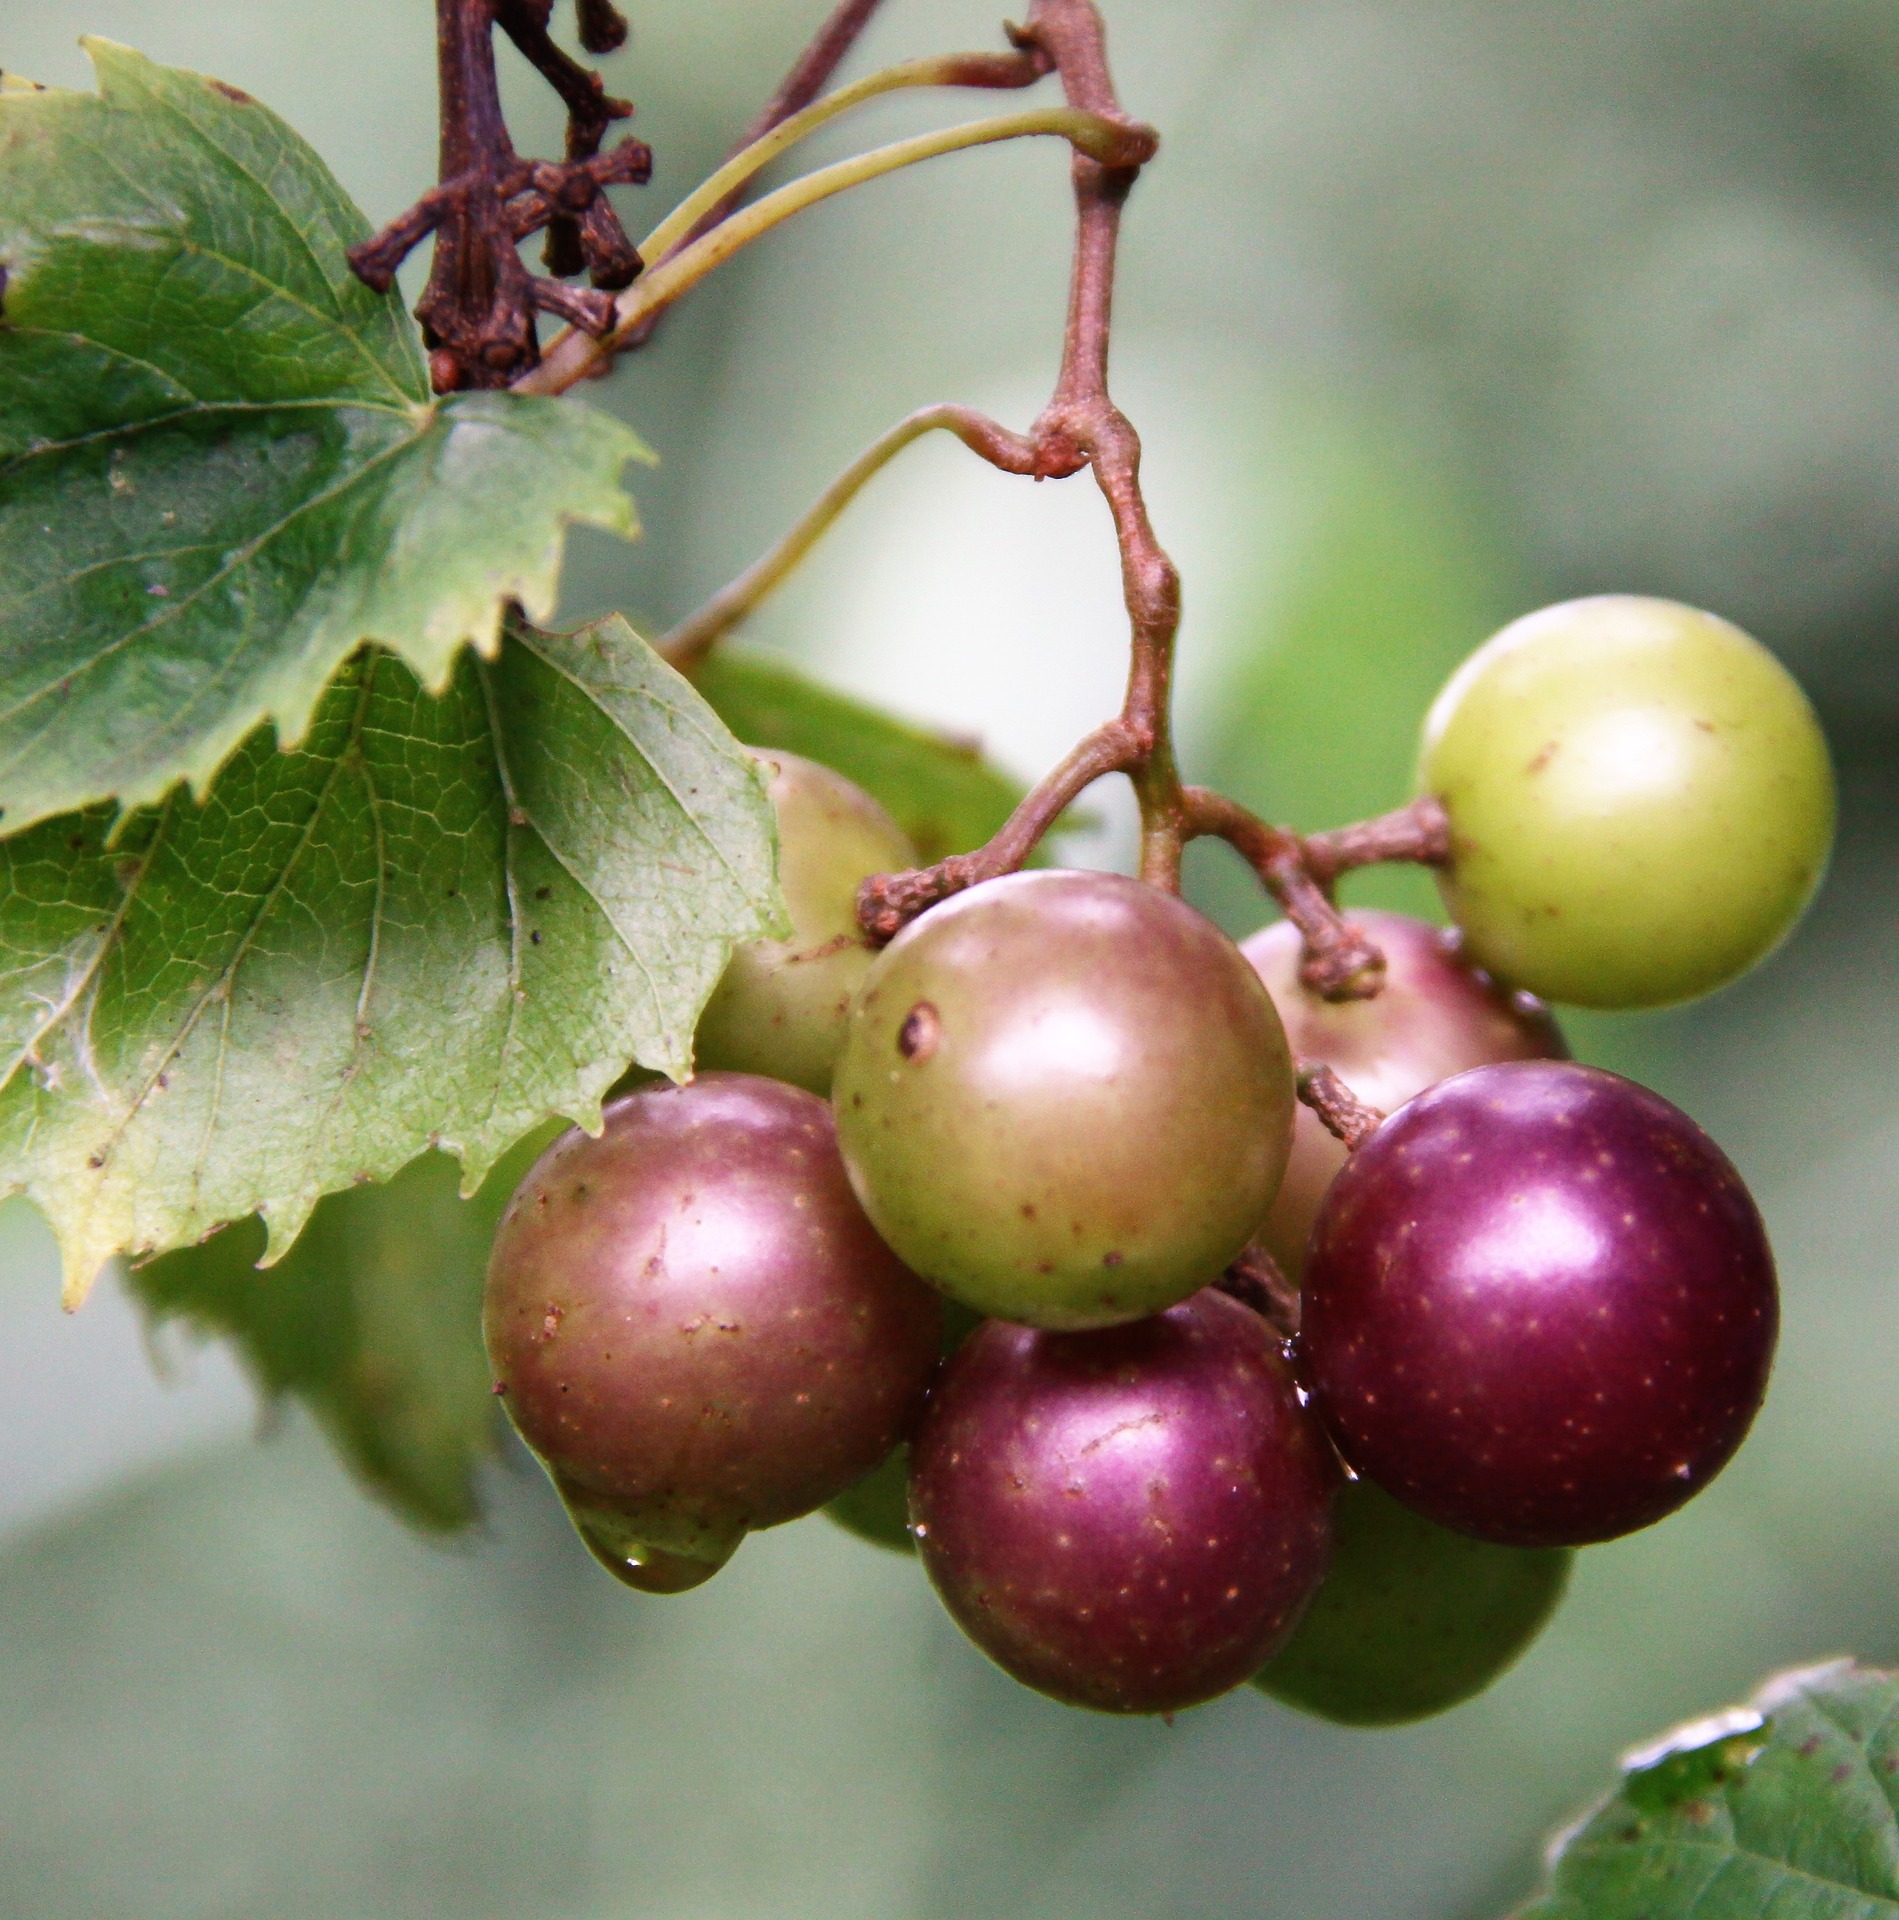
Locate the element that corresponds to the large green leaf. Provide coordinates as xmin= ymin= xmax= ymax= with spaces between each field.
xmin=1516 ymin=1661 xmax=1899 ymax=1918
xmin=689 ymin=643 xmax=1027 ymax=863
xmin=0 ymin=614 xmax=780 ymax=1304
xmin=0 ymin=40 xmax=649 ymax=830
xmin=129 ymin=1127 xmax=559 ymax=1533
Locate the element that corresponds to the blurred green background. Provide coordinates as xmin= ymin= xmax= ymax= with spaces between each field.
xmin=3 ymin=1 xmax=1898 ymax=1914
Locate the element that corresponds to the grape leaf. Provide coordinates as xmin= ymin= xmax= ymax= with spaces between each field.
xmin=129 ymin=1129 xmax=558 ymax=1533
xmin=0 ymin=40 xmax=649 ymax=831
xmin=1515 ymin=1660 xmax=1899 ymax=1919
xmin=688 ymin=644 xmax=1027 ymax=863
xmin=0 ymin=614 xmax=781 ymax=1305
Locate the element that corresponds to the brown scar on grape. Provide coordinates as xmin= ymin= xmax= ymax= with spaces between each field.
xmin=898 ymin=1002 xmax=941 ymax=1061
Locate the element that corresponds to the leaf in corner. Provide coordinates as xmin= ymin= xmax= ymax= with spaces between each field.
xmin=689 ymin=644 xmax=1027 ymax=863
xmin=130 ymin=1128 xmax=559 ymax=1533
xmin=0 ymin=614 xmax=782 ymax=1304
xmin=1515 ymin=1660 xmax=1899 ymax=1918
xmin=0 ymin=40 xmax=650 ymax=831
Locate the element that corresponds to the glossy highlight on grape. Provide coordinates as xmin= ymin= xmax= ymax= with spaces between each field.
xmin=910 ymin=1288 xmax=1339 ymax=1715
xmin=484 ymin=1074 xmax=943 ymax=1591
xmin=1300 ymin=1059 xmax=1777 ymax=1547
xmin=1244 ymin=910 xmax=1565 ymax=1275
xmin=833 ymin=870 xmax=1296 ymax=1330
xmin=1419 ymin=595 xmax=1835 ymax=1009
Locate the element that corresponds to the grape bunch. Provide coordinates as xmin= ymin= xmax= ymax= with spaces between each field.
xmin=486 ymin=596 xmax=1833 ymax=1721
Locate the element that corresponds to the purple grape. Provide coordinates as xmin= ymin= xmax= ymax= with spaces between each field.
xmin=910 ymin=1289 xmax=1338 ymax=1715
xmin=1243 ymin=910 xmax=1566 ymax=1277
xmin=485 ymin=1073 xmax=943 ymax=1592
xmin=1300 ymin=1060 xmax=1776 ymax=1548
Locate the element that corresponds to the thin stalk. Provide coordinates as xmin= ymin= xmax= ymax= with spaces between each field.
xmin=857 ymin=721 xmax=1141 ymax=942
xmin=1297 ymin=1063 xmax=1385 ymax=1149
xmin=659 ymin=404 xmax=1039 ymax=671
xmin=516 ymin=106 xmax=1149 ymax=395
xmin=637 ymin=51 xmax=1046 ymax=269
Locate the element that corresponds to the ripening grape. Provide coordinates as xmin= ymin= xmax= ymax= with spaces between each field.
xmin=1252 ymin=1480 xmax=1572 ymax=1725
xmin=910 ymin=1288 xmax=1338 ymax=1714
xmin=695 ymin=750 xmax=916 ymax=1094
xmin=484 ymin=1073 xmax=942 ymax=1592
xmin=1243 ymin=911 xmax=1565 ymax=1276
xmin=832 ymin=870 xmax=1295 ymax=1330
xmin=1300 ymin=1059 xmax=1777 ymax=1548
xmin=1418 ymin=595 xmax=1835 ymax=1008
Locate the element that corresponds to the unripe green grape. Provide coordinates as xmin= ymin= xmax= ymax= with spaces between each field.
xmin=1418 ymin=595 xmax=1834 ymax=1009
xmin=825 ymin=1444 xmax=915 ymax=1553
xmin=833 ymin=870 xmax=1295 ymax=1331
xmin=825 ymin=1297 xmax=979 ymax=1551
xmin=826 ymin=1299 xmax=981 ymax=1554
xmin=696 ymin=750 xmax=916 ymax=1094
xmin=1252 ymin=1481 xmax=1572 ymax=1726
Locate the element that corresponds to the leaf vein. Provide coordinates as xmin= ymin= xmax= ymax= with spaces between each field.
xmin=0 ymin=420 xmax=423 ymax=751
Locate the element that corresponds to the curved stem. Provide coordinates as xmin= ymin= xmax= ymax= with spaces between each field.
xmin=637 ymin=50 xmax=1048 ymax=269
xmin=659 ymin=404 xmax=1039 ymax=672
xmin=610 ymin=0 xmax=890 ymax=354
xmin=1302 ymin=796 xmax=1452 ymax=887
xmin=857 ymin=720 xmax=1140 ymax=941
xmin=1180 ymin=788 xmax=1384 ymax=999
xmin=1297 ymin=1062 xmax=1385 ymax=1149
xmin=515 ymin=106 xmax=1152 ymax=395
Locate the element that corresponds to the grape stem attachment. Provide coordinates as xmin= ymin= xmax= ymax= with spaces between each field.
xmin=1218 ymin=1242 xmax=1301 ymax=1341
xmin=1296 ymin=1064 xmax=1385 ymax=1150
xmin=645 ymin=0 xmax=1453 ymax=999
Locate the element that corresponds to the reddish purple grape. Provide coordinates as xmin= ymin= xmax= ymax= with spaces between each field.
xmin=1300 ymin=1060 xmax=1776 ymax=1548
xmin=1243 ymin=911 xmax=1566 ymax=1276
xmin=910 ymin=1289 xmax=1338 ymax=1715
xmin=485 ymin=1073 xmax=943 ymax=1592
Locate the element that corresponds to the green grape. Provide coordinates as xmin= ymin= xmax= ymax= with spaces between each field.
xmin=832 ymin=870 xmax=1294 ymax=1330
xmin=826 ymin=1299 xmax=980 ymax=1554
xmin=1253 ymin=1481 xmax=1572 ymax=1726
xmin=824 ymin=1444 xmax=915 ymax=1553
xmin=1418 ymin=595 xmax=1835 ymax=1009
xmin=696 ymin=750 xmax=916 ymax=1094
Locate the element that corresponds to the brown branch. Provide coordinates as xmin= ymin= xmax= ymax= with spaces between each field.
xmin=367 ymin=3 xmax=1444 ymax=965
xmin=495 ymin=0 xmax=641 ymax=280
xmin=857 ymin=720 xmax=1140 ymax=941
xmin=1297 ymin=1063 xmax=1385 ymax=1150
xmin=837 ymin=0 xmax=1174 ymax=941
xmin=743 ymin=0 xmax=892 ymax=147
xmin=575 ymin=0 xmax=628 ymax=55
xmin=1302 ymin=796 xmax=1452 ymax=890
xmin=1177 ymin=787 xmax=1384 ymax=999
xmin=348 ymin=1 xmax=651 ymax=392
xmin=1217 ymin=1240 xmax=1300 ymax=1340
xmin=617 ymin=0 xmax=939 ymax=352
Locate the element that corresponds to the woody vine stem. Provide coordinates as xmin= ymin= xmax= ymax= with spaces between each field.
xmin=352 ymin=0 xmax=1448 ymax=1152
